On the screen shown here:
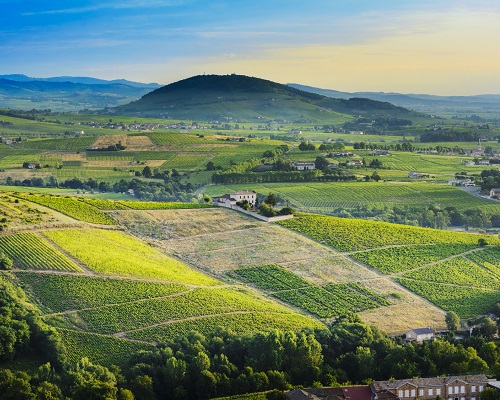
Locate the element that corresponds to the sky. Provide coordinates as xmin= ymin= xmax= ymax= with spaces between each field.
xmin=2 ymin=0 xmax=500 ymax=95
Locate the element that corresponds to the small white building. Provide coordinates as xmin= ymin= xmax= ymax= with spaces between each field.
xmin=292 ymin=162 xmax=316 ymax=171
xmin=405 ymin=327 xmax=435 ymax=342
xmin=490 ymin=188 xmax=500 ymax=198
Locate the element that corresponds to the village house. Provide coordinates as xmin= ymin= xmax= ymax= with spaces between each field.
xmin=213 ymin=191 xmax=257 ymax=208
xmin=292 ymin=161 xmax=316 ymax=171
xmin=490 ymin=188 xmax=500 ymax=198
xmin=371 ymin=374 xmax=491 ymax=400
xmin=480 ymin=158 xmax=491 ymax=165
xmin=404 ymin=327 xmax=435 ymax=343
xmin=408 ymin=172 xmax=429 ymax=179
xmin=287 ymin=129 xmax=302 ymax=135
xmin=347 ymin=160 xmax=363 ymax=167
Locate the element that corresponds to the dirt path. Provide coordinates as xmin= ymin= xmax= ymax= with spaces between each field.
xmin=113 ymin=311 xmax=254 ymax=338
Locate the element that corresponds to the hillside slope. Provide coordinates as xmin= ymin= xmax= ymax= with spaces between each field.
xmin=116 ymin=74 xmax=419 ymax=122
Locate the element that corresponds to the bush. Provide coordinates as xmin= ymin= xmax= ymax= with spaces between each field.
xmin=259 ymin=203 xmax=277 ymax=217
xmin=0 ymin=252 xmax=13 ymax=270
xmin=279 ymin=207 xmax=294 ymax=216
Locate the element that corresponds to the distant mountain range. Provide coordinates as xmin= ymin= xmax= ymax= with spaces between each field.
xmin=0 ymin=74 xmax=160 ymax=89
xmin=0 ymin=75 xmax=161 ymax=111
xmin=287 ymin=84 xmax=500 ymax=117
xmin=115 ymin=74 xmax=419 ymax=122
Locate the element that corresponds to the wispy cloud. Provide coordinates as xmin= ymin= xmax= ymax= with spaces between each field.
xmin=22 ymin=0 xmax=187 ymax=16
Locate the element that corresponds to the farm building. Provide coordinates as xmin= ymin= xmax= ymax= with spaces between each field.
xmin=404 ymin=327 xmax=435 ymax=342
xmin=347 ymin=160 xmax=363 ymax=167
xmin=213 ymin=191 xmax=257 ymax=207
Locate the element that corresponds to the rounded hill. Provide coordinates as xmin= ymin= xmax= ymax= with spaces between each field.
xmin=115 ymin=74 xmax=414 ymax=122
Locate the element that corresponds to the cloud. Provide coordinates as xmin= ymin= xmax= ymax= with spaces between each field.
xmin=22 ymin=0 xmax=187 ymax=16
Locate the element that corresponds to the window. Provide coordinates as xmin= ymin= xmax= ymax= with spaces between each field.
xmin=419 ymin=389 xmax=424 ymax=396
xmin=454 ymin=386 xmax=459 ymax=394
xmin=480 ymin=386 xmax=484 ymax=392
xmin=398 ymin=390 xmax=403 ymax=398
xmin=448 ymin=387 xmax=453 ymax=395
xmin=405 ymin=389 xmax=409 ymax=397
xmin=436 ymin=389 xmax=441 ymax=395
xmin=472 ymin=386 xmax=476 ymax=393
xmin=429 ymin=389 xmax=434 ymax=396
xmin=411 ymin=390 xmax=415 ymax=397
xmin=460 ymin=386 xmax=465 ymax=393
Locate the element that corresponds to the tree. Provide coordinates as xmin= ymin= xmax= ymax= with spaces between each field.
xmin=264 ymin=193 xmax=277 ymax=207
xmin=371 ymin=171 xmax=382 ymax=182
xmin=445 ymin=311 xmax=461 ymax=332
xmin=203 ymin=195 xmax=212 ymax=204
xmin=478 ymin=238 xmax=488 ymax=247
xmin=206 ymin=161 xmax=215 ymax=171
xmin=142 ymin=166 xmax=152 ymax=178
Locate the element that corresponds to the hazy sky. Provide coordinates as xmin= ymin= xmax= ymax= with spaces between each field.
xmin=2 ymin=0 xmax=500 ymax=95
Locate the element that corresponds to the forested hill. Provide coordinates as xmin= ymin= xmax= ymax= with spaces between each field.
xmin=115 ymin=74 xmax=419 ymax=122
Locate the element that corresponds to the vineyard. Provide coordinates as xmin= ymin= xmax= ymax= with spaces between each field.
xmin=396 ymin=278 xmax=500 ymax=318
xmin=278 ymin=214 xmax=500 ymax=252
xmin=203 ymin=181 xmax=500 ymax=213
xmin=57 ymin=329 xmax=153 ymax=367
xmin=352 ymin=244 xmax=477 ymax=274
xmin=75 ymin=288 xmax=303 ymax=334
xmin=15 ymin=272 xmax=188 ymax=312
xmin=0 ymin=233 xmax=82 ymax=272
xmin=402 ymin=257 xmax=500 ymax=289
xmin=43 ymin=228 xmax=219 ymax=285
xmin=77 ymin=197 xmax=130 ymax=210
xmin=231 ymin=264 xmax=311 ymax=291
xmin=269 ymin=280 xmax=389 ymax=319
xmin=230 ymin=264 xmax=389 ymax=318
xmin=125 ymin=312 xmax=324 ymax=343
xmin=16 ymin=193 xmax=117 ymax=225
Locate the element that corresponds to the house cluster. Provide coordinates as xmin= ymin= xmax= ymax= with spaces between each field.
xmin=448 ymin=178 xmax=475 ymax=187
xmin=369 ymin=150 xmax=390 ymax=156
xmin=213 ymin=191 xmax=257 ymax=208
xmin=285 ymin=374 xmax=497 ymax=400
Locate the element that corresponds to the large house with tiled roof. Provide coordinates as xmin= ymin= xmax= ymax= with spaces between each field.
xmin=371 ymin=375 xmax=490 ymax=400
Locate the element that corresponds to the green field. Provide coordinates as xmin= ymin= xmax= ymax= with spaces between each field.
xmin=352 ymin=244 xmax=477 ymax=274
xmin=203 ymin=181 xmax=500 ymax=213
xmin=43 ymin=228 xmax=219 ymax=285
xmin=396 ymin=278 xmax=500 ymax=318
xmin=16 ymin=193 xmax=118 ymax=224
xmin=15 ymin=272 xmax=188 ymax=312
xmin=278 ymin=214 xmax=500 ymax=252
xmin=0 ymin=233 xmax=82 ymax=272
